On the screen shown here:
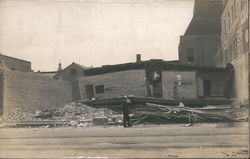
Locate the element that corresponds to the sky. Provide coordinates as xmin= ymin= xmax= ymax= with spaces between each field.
xmin=0 ymin=0 xmax=194 ymax=71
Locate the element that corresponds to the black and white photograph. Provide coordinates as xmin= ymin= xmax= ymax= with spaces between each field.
xmin=0 ymin=0 xmax=249 ymax=158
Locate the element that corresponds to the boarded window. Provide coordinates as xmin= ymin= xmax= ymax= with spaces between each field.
xmin=187 ymin=48 xmax=194 ymax=62
xmin=85 ymin=84 xmax=94 ymax=99
xmin=70 ymin=68 xmax=77 ymax=75
xmin=95 ymin=85 xmax=104 ymax=94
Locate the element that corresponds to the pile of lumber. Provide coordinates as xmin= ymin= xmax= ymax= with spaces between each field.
xmin=130 ymin=103 xmax=235 ymax=124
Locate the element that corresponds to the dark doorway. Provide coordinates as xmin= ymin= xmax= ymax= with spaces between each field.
xmin=203 ymin=80 xmax=211 ymax=97
xmin=146 ymin=69 xmax=162 ymax=98
xmin=85 ymin=84 xmax=94 ymax=100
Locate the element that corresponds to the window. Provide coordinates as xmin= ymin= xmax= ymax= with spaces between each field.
xmin=187 ymin=48 xmax=194 ymax=62
xmin=70 ymin=68 xmax=77 ymax=75
xmin=229 ymin=44 xmax=233 ymax=62
xmin=224 ymin=20 xmax=227 ymax=35
xmin=225 ymin=49 xmax=228 ymax=64
xmin=95 ymin=85 xmax=104 ymax=94
xmin=234 ymin=39 xmax=237 ymax=58
xmin=177 ymin=75 xmax=182 ymax=86
xmin=231 ymin=6 xmax=234 ymax=24
xmin=245 ymin=29 xmax=248 ymax=43
xmin=228 ymin=12 xmax=230 ymax=29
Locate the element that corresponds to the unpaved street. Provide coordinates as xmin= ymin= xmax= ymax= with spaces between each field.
xmin=0 ymin=122 xmax=248 ymax=158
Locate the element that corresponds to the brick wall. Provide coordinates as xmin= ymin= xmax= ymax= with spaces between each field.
xmin=79 ymin=70 xmax=146 ymax=100
xmin=2 ymin=70 xmax=72 ymax=114
xmin=162 ymin=71 xmax=197 ymax=99
xmin=219 ymin=0 xmax=249 ymax=101
xmin=179 ymin=35 xmax=221 ymax=66
xmin=54 ymin=63 xmax=85 ymax=101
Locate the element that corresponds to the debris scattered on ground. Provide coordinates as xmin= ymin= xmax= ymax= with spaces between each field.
xmin=230 ymin=100 xmax=249 ymax=121
xmin=0 ymin=100 xmax=248 ymax=127
xmin=0 ymin=102 xmax=116 ymax=127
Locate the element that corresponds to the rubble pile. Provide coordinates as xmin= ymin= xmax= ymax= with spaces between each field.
xmin=0 ymin=100 xmax=248 ymax=127
xmin=130 ymin=102 xmax=247 ymax=125
xmin=0 ymin=108 xmax=40 ymax=123
xmin=0 ymin=102 xmax=115 ymax=124
xmin=49 ymin=102 xmax=114 ymax=121
xmin=231 ymin=100 xmax=249 ymax=121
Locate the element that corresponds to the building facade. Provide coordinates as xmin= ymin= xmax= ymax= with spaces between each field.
xmin=179 ymin=0 xmax=249 ymax=101
xmin=217 ymin=0 xmax=249 ymax=100
xmin=78 ymin=60 xmax=229 ymax=100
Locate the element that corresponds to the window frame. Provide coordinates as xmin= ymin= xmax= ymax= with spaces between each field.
xmin=187 ymin=48 xmax=194 ymax=62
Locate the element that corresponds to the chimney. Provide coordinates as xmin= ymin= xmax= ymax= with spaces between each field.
xmin=57 ymin=62 xmax=62 ymax=72
xmin=136 ymin=54 xmax=141 ymax=63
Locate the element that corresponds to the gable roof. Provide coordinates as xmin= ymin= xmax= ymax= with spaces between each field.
xmin=73 ymin=63 xmax=88 ymax=69
xmin=53 ymin=62 xmax=88 ymax=77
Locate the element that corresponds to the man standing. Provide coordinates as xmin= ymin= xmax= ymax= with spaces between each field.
xmin=122 ymin=96 xmax=131 ymax=128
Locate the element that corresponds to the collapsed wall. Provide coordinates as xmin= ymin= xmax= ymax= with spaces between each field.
xmin=2 ymin=69 xmax=72 ymax=114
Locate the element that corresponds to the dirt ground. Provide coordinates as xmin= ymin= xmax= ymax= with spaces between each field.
xmin=0 ymin=122 xmax=249 ymax=158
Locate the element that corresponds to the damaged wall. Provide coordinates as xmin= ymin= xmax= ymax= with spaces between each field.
xmin=79 ymin=69 xmax=146 ymax=100
xmin=2 ymin=70 xmax=72 ymax=114
xmin=162 ymin=71 xmax=197 ymax=99
xmin=197 ymin=71 xmax=227 ymax=97
xmin=231 ymin=54 xmax=249 ymax=100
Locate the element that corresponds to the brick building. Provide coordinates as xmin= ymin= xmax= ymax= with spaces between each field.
xmin=178 ymin=0 xmax=224 ymax=66
xmin=54 ymin=62 xmax=88 ymax=101
xmin=0 ymin=53 xmax=31 ymax=72
xmin=217 ymin=0 xmax=249 ymax=100
xmin=78 ymin=59 xmax=229 ymax=100
xmin=179 ymin=0 xmax=249 ymax=101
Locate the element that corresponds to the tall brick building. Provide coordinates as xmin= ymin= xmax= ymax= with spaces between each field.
xmin=179 ymin=0 xmax=249 ymax=101
xmin=218 ymin=0 xmax=249 ymax=100
xmin=179 ymin=0 xmax=224 ymax=66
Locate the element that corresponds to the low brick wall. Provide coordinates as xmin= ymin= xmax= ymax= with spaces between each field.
xmin=79 ymin=69 xmax=146 ymax=100
xmin=2 ymin=70 xmax=72 ymax=114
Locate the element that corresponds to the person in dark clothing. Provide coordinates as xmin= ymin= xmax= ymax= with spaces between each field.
xmin=122 ymin=96 xmax=131 ymax=128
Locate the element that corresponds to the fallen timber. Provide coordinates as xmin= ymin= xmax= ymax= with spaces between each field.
xmin=80 ymin=97 xmax=236 ymax=124
xmin=80 ymin=96 xmax=233 ymax=108
xmin=130 ymin=103 xmax=236 ymax=124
